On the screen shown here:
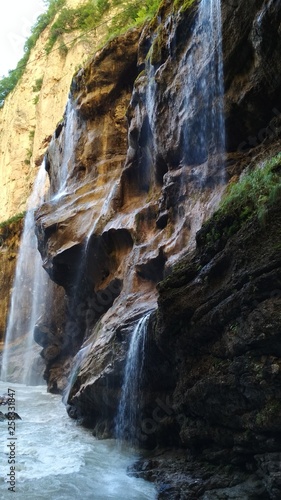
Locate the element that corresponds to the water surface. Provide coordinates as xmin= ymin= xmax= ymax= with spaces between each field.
xmin=0 ymin=382 xmax=156 ymax=499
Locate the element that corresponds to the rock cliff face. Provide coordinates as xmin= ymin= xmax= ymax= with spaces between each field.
xmin=0 ymin=219 xmax=23 ymax=343
xmin=35 ymin=0 xmax=227 ymax=400
xmin=0 ymin=0 xmax=107 ymax=223
xmin=137 ymin=200 xmax=281 ymax=498
xmin=30 ymin=0 xmax=281 ymax=497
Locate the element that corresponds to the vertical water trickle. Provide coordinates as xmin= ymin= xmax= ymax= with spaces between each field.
xmin=116 ymin=313 xmax=151 ymax=443
xmin=62 ymin=344 xmax=91 ymax=405
xmin=183 ymin=0 xmax=225 ymax=179
xmin=145 ymin=61 xmax=157 ymax=190
xmin=1 ymin=162 xmax=49 ymax=384
xmin=49 ymin=99 xmax=77 ymax=200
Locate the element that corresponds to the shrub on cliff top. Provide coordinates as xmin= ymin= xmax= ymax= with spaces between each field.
xmin=46 ymin=0 xmax=163 ymax=51
xmin=45 ymin=0 xmax=111 ymax=54
xmin=109 ymin=0 xmax=162 ymax=35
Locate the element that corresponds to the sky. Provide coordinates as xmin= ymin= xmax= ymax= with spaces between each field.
xmin=0 ymin=0 xmax=46 ymax=78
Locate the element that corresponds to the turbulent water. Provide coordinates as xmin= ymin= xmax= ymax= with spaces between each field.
xmin=0 ymin=382 xmax=156 ymax=499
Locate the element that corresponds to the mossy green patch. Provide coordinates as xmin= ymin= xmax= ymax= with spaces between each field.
xmin=0 ymin=212 xmax=25 ymax=245
xmin=199 ymin=152 xmax=281 ymax=248
xmin=173 ymin=0 xmax=197 ymax=13
xmin=0 ymin=212 xmax=25 ymax=230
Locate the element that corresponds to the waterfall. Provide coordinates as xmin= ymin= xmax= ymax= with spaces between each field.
xmin=0 ymin=162 xmax=49 ymax=384
xmin=115 ymin=313 xmax=151 ymax=443
xmin=183 ymin=0 xmax=225 ymax=178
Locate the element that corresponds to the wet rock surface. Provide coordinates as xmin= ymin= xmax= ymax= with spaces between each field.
xmin=130 ymin=449 xmax=269 ymax=499
xmin=31 ymin=0 xmax=281 ymax=497
xmin=134 ymin=201 xmax=281 ymax=498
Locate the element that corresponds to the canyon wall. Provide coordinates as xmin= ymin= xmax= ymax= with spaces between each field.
xmin=34 ymin=0 xmax=281 ymax=497
xmin=3 ymin=0 xmax=281 ymax=497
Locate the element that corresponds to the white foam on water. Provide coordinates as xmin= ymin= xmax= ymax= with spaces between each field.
xmin=0 ymin=382 xmax=156 ymax=499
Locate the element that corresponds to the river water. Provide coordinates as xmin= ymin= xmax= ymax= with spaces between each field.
xmin=0 ymin=382 xmax=156 ymax=499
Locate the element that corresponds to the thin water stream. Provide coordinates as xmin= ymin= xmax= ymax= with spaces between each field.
xmin=116 ymin=313 xmax=151 ymax=443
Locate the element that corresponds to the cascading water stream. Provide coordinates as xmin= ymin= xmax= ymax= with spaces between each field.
xmin=183 ymin=0 xmax=225 ymax=180
xmin=0 ymin=162 xmax=49 ymax=384
xmin=115 ymin=313 xmax=151 ymax=443
xmin=59 ymin=100 xmax=76 ymax=194
xmin=49 ymin=99 xmax=78 ymax=200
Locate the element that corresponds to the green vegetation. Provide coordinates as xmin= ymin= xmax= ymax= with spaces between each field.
xmin=173 ymin=0 xmax=196 ymax=12
xmin=0 ymin=212 xmax=26 ymax=230
xmin=32 ymin=77 xmax=44 ymax=93
xmin=45 ymin=0 xmax=110 ymax=54
xmin=29 ymin=129 xmax=35 ymax=142
xmin=24 ymin=149 xmax=33 ymax=166
xmin=201 ymin=152 xmax=281 ymax=247
xmin=33 ymin=95 xmax=40 ymax=106
xmin=0 ymin=212 xmax=25 ymax=246
xmin=220 ymin=153 xmax=281 ymax=222
xmin=108 ymin=0 xmax=162 ymax=39
xmin=45 ymin=0 xmax=164 ymax=53
xmin=0 ymin=0 xmax=198 ymax=107
xmin=58 ymin=40 xmax=68 ymax=57
xmin=0 ymin=212 xmax=25 ymax=228
xmin=147 ymin=0 xmax=196 ymax=66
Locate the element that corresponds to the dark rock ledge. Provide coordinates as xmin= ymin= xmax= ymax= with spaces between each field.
xmin=130 ymin=201 xmax=281 ymax=499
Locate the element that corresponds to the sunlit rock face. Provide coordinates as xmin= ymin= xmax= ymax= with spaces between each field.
xmin=35 ymin=0 xmax=281 ymax=457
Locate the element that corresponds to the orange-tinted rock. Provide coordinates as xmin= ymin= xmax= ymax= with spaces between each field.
xmin=0 ymin=220 xmax=23 ymax=344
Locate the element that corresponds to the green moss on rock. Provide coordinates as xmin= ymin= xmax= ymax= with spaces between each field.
xmin=197 ymin=152 xmax=281 ymax=251
xmin=173 ymin=0 xmax=197 ymax=13
xmin=0 ymin=212 xmax=25 ymax=245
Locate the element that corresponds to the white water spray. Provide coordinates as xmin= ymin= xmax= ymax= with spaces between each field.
xmin=116 ymin=313 xmax=151 ymax=443
xmin=1 ymin=162 xmax=49 ymax=384
xmin=0 ymin=381 xmax=156 ymax=499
